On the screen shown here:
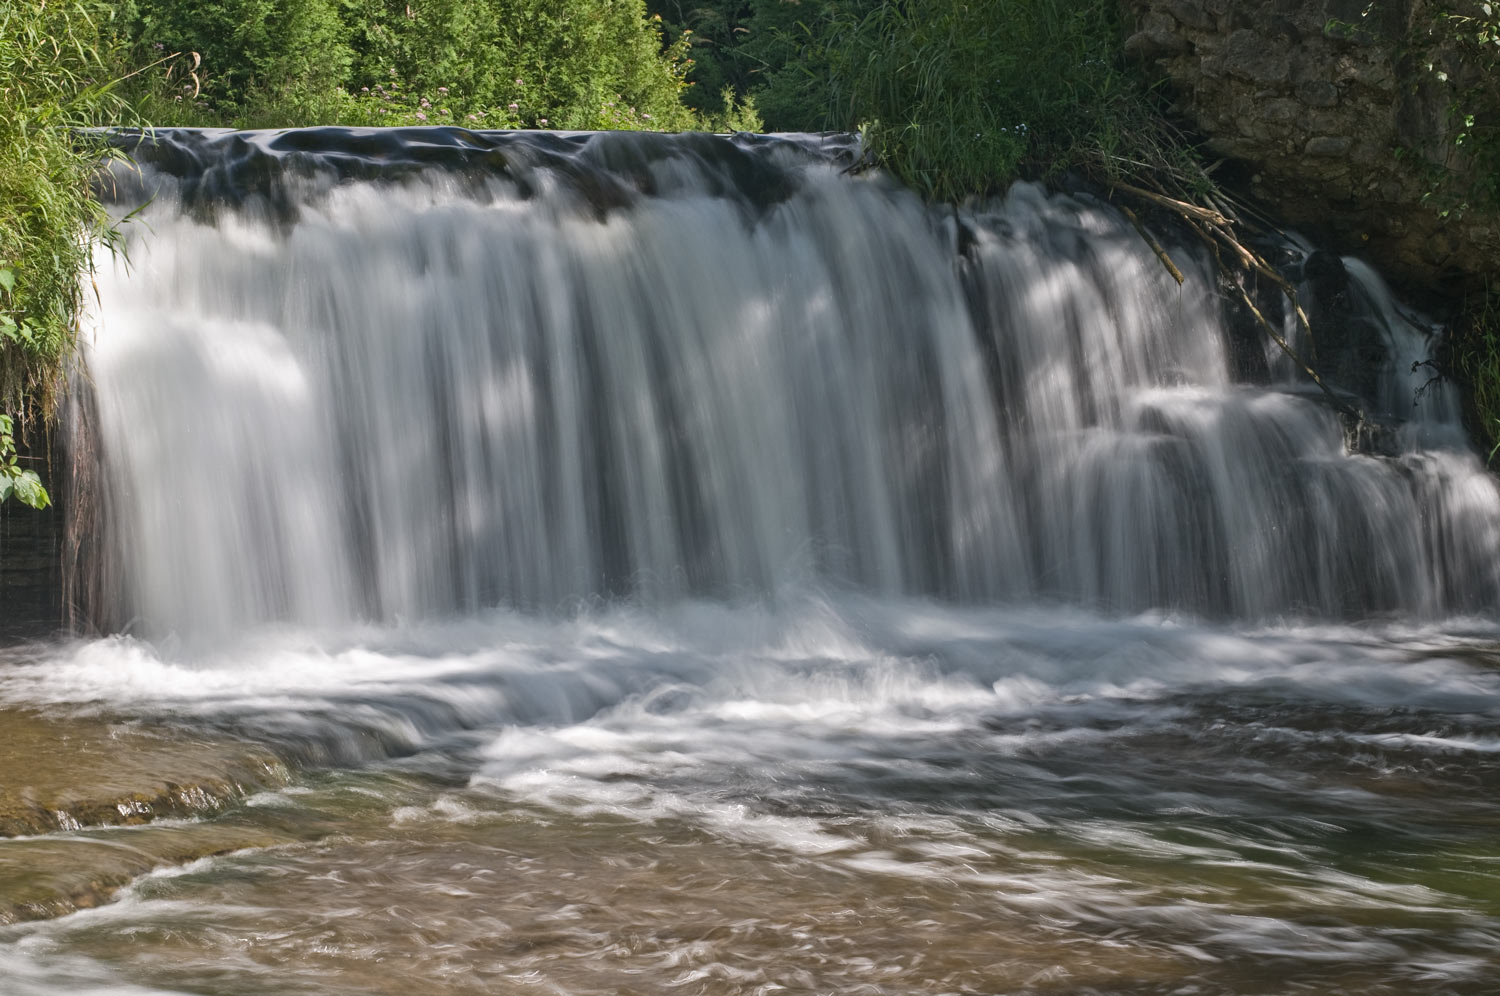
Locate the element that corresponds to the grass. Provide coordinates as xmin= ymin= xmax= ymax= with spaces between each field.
xmin=820 ymin=0 xmax=1213 ymax=203
xmin=0 ymin=1 xmax=127 ymax=436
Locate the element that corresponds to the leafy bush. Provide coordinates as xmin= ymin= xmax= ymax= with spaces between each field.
xmin=820 ymin=0 xmax=1206 ymax=201
xmin=1418 ymin=0 xmax=1500 ymax=214
xmin=646 ymin=0 xmax=864 ymax=130
xmin=0 ymin=413 xmax=48 ymax=508
xmin=643 ymin=0 xmax=1204 ymax=196
xmin=342 ymin=0 xmax=691 ymax=129
xmin=120 ymin=0 xmax=741 ymax=131
xmin=0 ymin=0 xmax=126 ymax=507
xmin=121 ymin=0 xmax=352 ymax=120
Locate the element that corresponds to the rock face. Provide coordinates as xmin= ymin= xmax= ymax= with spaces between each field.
xmin=1123 ymin=0 xmax=1499 ymax=296
xmin=0 ymin=427 xmax=66 ymax=637
xmin=0 ymin=496 xmax=61 ymax=638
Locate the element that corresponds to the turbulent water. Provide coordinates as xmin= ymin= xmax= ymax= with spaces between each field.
xmin=2 ymin=128 xmax=1500 ymax=994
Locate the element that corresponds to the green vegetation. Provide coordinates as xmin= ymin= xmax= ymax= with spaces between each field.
xmin=646 ymin=0 xmax=1208 ymax=201
xmin=1411 ymin=2 xmax=1500 ymax=455
xmin=1417 ymin=0 xmax=1500 ymax=214
xmin=0 ymin=413 xmax=48 ymax=508
xmin=116 ymin=0 xmax=759 ymax=131
xmin=1456 ymin=286 xmax=1500 ymax=460
xmin=0 ymin=0 xmax=132 ymax=508
xmin=2 ymin=0 xmax=764 ymax=508
xmin=647 ymin=0 xmax=862 ymax=132
xmin=819 ymin=0 xmax=1206 ymax=202
xmin=8 ymin=0 xmax=1500 ymax=510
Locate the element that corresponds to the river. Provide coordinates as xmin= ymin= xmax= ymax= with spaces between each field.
xmin=1 ymin=129 xmax=1498 ymax=994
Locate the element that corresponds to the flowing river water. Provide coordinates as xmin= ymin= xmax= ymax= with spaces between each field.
xmin=2 ymin=129 xmax=1499 ymax=994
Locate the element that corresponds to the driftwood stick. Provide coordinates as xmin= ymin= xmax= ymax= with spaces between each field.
xmin=1110 ymin=180 xmax=1231 ymax=227
xmin=1111 ymin=181 xmax=1336 ymax=397
xmin=1228 ymin=274 xmax=1361 ymax=420
xmin=1120 ymin=205 xmax=1184 ymax=286
xmin=1203 ymin=220 xmax=1318 ymax=361
xmin=1112 ymin=185 xmax=1358 ymax=422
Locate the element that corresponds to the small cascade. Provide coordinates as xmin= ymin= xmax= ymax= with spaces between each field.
xmin=76 ymin=127 xmax=1500 ymax=635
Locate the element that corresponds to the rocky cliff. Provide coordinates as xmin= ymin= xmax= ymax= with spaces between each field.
xmin=1123 ymin=0 xmax=1499 ymax=296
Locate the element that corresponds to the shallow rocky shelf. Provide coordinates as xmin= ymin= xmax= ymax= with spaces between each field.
xmin=0 ymin=707 xmax=305 ymax=922
xmin=0 ymin=820 xmax=294 ymax=924
xmin=0 ymin=707 xmax=292 ymax=837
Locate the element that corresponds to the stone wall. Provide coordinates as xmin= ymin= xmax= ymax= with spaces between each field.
xmin=1123 ymin=0 xmax=1499 ymax=296
xmin=0 ymin=434 xmax=64 ymax=639
xmin=0 ymin=501 xmax=62 ymax=639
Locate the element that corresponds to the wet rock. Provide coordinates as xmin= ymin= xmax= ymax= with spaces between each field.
xmin=102 ymin=127 xmax=859 ymax=227
xmin=0 ymin=821 xmax=294 ymax=924
xmin=0 ymin=706 xmax=314 ymax=922
xmin=0 ymin=707 xmax=291 ymax=837
xmin=1260 ymin=98 xmax=1304 ymax=124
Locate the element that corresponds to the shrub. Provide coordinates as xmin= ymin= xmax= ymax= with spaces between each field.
xmin=0 ymin=0 xmax=127 ymax=507
xmin=822 ymin=0 xmax=1206 ymax=201
xmin=342 ymin=0 xmax=697 ymax=130
xmin=645 ymin=0 xmax=859 ymax=130
xmin=120 ymin=0 xmax=721 ymax=131
xmin=122 ymin=0 xmax=352 ymax=121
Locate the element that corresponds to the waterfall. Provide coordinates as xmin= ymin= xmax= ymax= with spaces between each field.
xmin=77 ymin=127 xmax=1500 ymax=635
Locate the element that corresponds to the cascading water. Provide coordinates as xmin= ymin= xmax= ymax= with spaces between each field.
xmin=73 ymin=128 xmax=1500 ymax=634
xmin=3 ymin=129 xmax=1500 ymax=996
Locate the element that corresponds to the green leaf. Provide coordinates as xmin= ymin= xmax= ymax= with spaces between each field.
xmin=9 ymin=469 xmax=49 ymax=509
xmin=0 ymin=269 xmax=14 ymax=295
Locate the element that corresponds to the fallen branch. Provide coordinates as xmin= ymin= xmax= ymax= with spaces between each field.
xmin=1109 ymin=181 xmax=1351 ymax=419
xmin=1119 ymin=204 xmax=1183 ymax=286
xmin=1225 ymin=274 xmax=1362 ymax=421
xmin=1203 ymin=220 xmax=1318 ymax=363
xmin=1110 ymin=180 xmax=1231 ymax=228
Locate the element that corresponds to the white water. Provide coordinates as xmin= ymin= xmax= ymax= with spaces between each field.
xmin=76 ymin=131 xmax=1500 ymax=634
xmin=2 ymin=130 xmax=1499 ymax=994
xmin=4 ymin=597 xmax=1500 ymax=993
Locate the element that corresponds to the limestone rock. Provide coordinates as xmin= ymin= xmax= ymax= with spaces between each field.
xmin=1305 ymin=135 xmax=1353 ymax=157
xmin=1123 ymin=0 xmax=1500 ymax=295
